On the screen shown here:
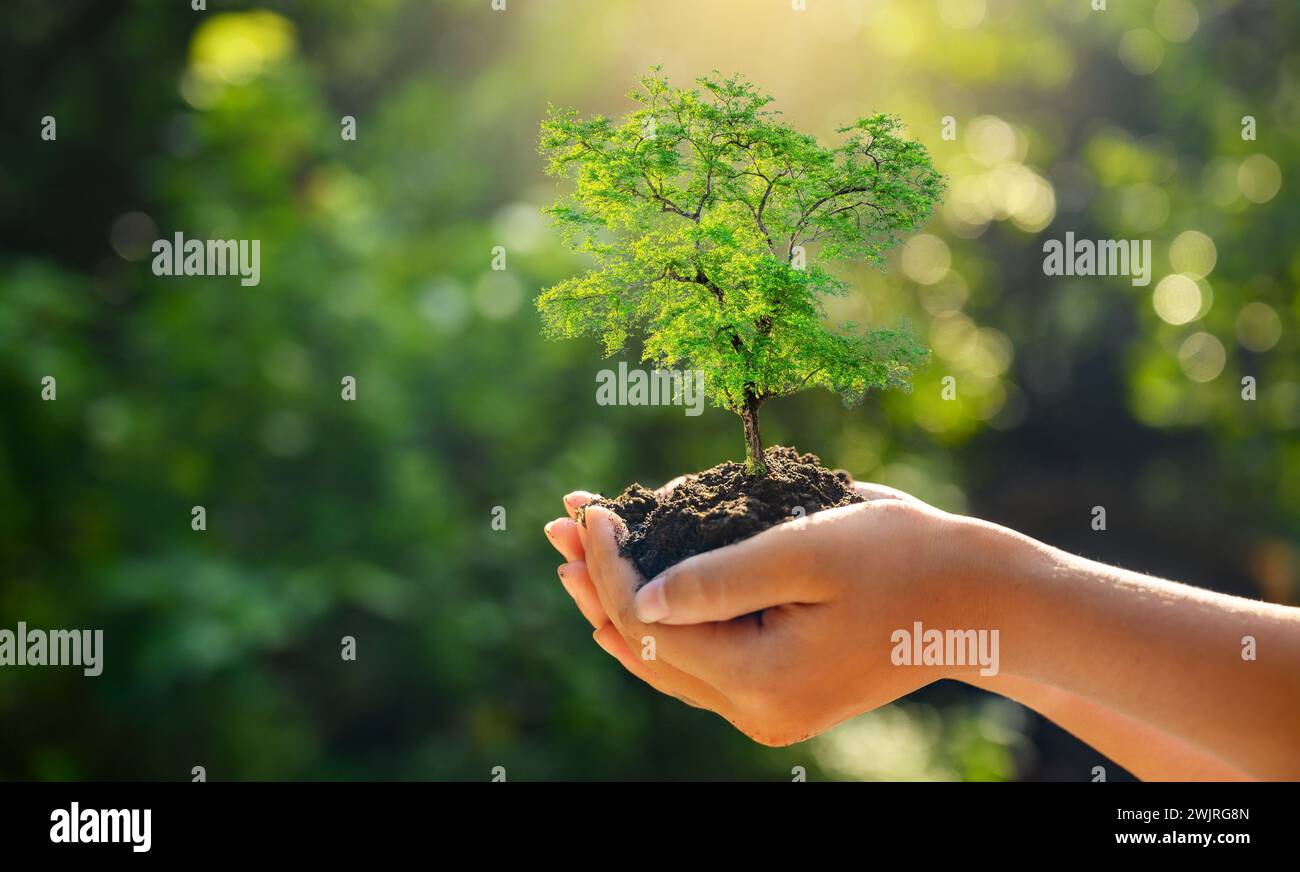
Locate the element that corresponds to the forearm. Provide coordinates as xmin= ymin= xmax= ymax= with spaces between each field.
xmin=972 ymin=519 xmax=1300 ymax=779
xmin=959 ymin=673 xmax=1252 ymax=781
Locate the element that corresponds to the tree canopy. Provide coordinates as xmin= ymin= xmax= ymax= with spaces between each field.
xmin=538 ymin=69 xmax=945 ymax=472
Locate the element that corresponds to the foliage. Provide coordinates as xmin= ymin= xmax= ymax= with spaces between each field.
xmin=1 ymin=0 xmax=1296 ymax=784
xmin=538 ymin=70 xmax=941 ymax=470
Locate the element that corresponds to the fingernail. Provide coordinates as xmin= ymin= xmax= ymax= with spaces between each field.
xmin=581 ymin=506 xmax=605 ymax=539
xmin=544 ymin=520 xmax=559 ymax=539
xmin=557 ymin=563 xmax=577 ymax=598
xmin=592 ymin=627 xmax=615 ymax=656
xmin=586 ymin=506 xmax=626 ymax=546
xmin=634 ymin=575 xmax=669 ymax=623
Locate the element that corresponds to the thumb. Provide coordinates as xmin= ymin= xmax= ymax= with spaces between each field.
xmin=632 ymin=520 xmax=825 ymax=625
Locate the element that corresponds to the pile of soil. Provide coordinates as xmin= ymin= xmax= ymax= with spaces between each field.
xmin=583 ymin=445 xmax=863 ymax=581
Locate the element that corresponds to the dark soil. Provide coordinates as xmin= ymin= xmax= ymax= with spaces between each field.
xmin=581 ymin=445 xmax=863 ymax=581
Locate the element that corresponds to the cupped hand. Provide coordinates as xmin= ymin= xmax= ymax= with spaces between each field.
xmin=543 ymin=481 xmax=999 ymax=746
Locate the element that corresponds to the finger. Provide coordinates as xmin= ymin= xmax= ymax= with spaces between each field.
xmin=582 ymin=506 xmax=751 ymax=683
xmin=575 ymin=510 xmax=590 ymax=554
xmin=654 ymin=476 xmax=687 ymax=498
xmin=544 ymin=517 xmax=585 ymax=562
xmin=632 ymin=510 xmax=831 ymax=626
xmin=563 ymin=491 xmax=600 ymax=520
xmin=591 ymin=623 xmax=731 ymax=712
xmin=593 ymin=622 xmax=658 ymax=680
xmin=853 ymin=481 xmax=925 ymax=505
xmin=557 ymin=560 xmax=608 ymax=629
xmin=559 ymin=532 xmax=731 ymax=713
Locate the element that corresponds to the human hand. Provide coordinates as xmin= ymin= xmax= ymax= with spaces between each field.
xmin=544 ymin=481 xmax=727 ymax=713
xmin=547 ymin=480 xmax=1300 ymax=775
xmin=544 ymin=481 xmax=1005 ymax=745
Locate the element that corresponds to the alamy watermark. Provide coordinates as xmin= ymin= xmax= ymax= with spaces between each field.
xmin=50 ymin=803 xmax=150 ymax=853
xmin=1042 ymin=231 xmax=1151 ymax=287
xmin=596 ymin=362 xmax=706 ymax=416
xmin=890 ymin=620 xmax=999 ymax=677
xmin=0 ymin=622 xmax=103 ymax=676
xmin=151 ymin=232 xmax=260 ymax=286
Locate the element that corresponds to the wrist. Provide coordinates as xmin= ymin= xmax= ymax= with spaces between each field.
xmin=936 ymin=512 xmax=1052 ymax=680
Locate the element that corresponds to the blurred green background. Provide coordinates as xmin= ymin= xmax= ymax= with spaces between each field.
xmin=1 ymin=0 xmax=1296 ymax=781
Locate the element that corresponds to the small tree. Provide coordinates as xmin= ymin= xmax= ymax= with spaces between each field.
xmin=538 ymin=70 xmax=944 ymax=474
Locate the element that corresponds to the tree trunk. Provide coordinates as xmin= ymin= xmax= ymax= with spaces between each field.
xmin=741 ymin=390 xmax=766 ymax=476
